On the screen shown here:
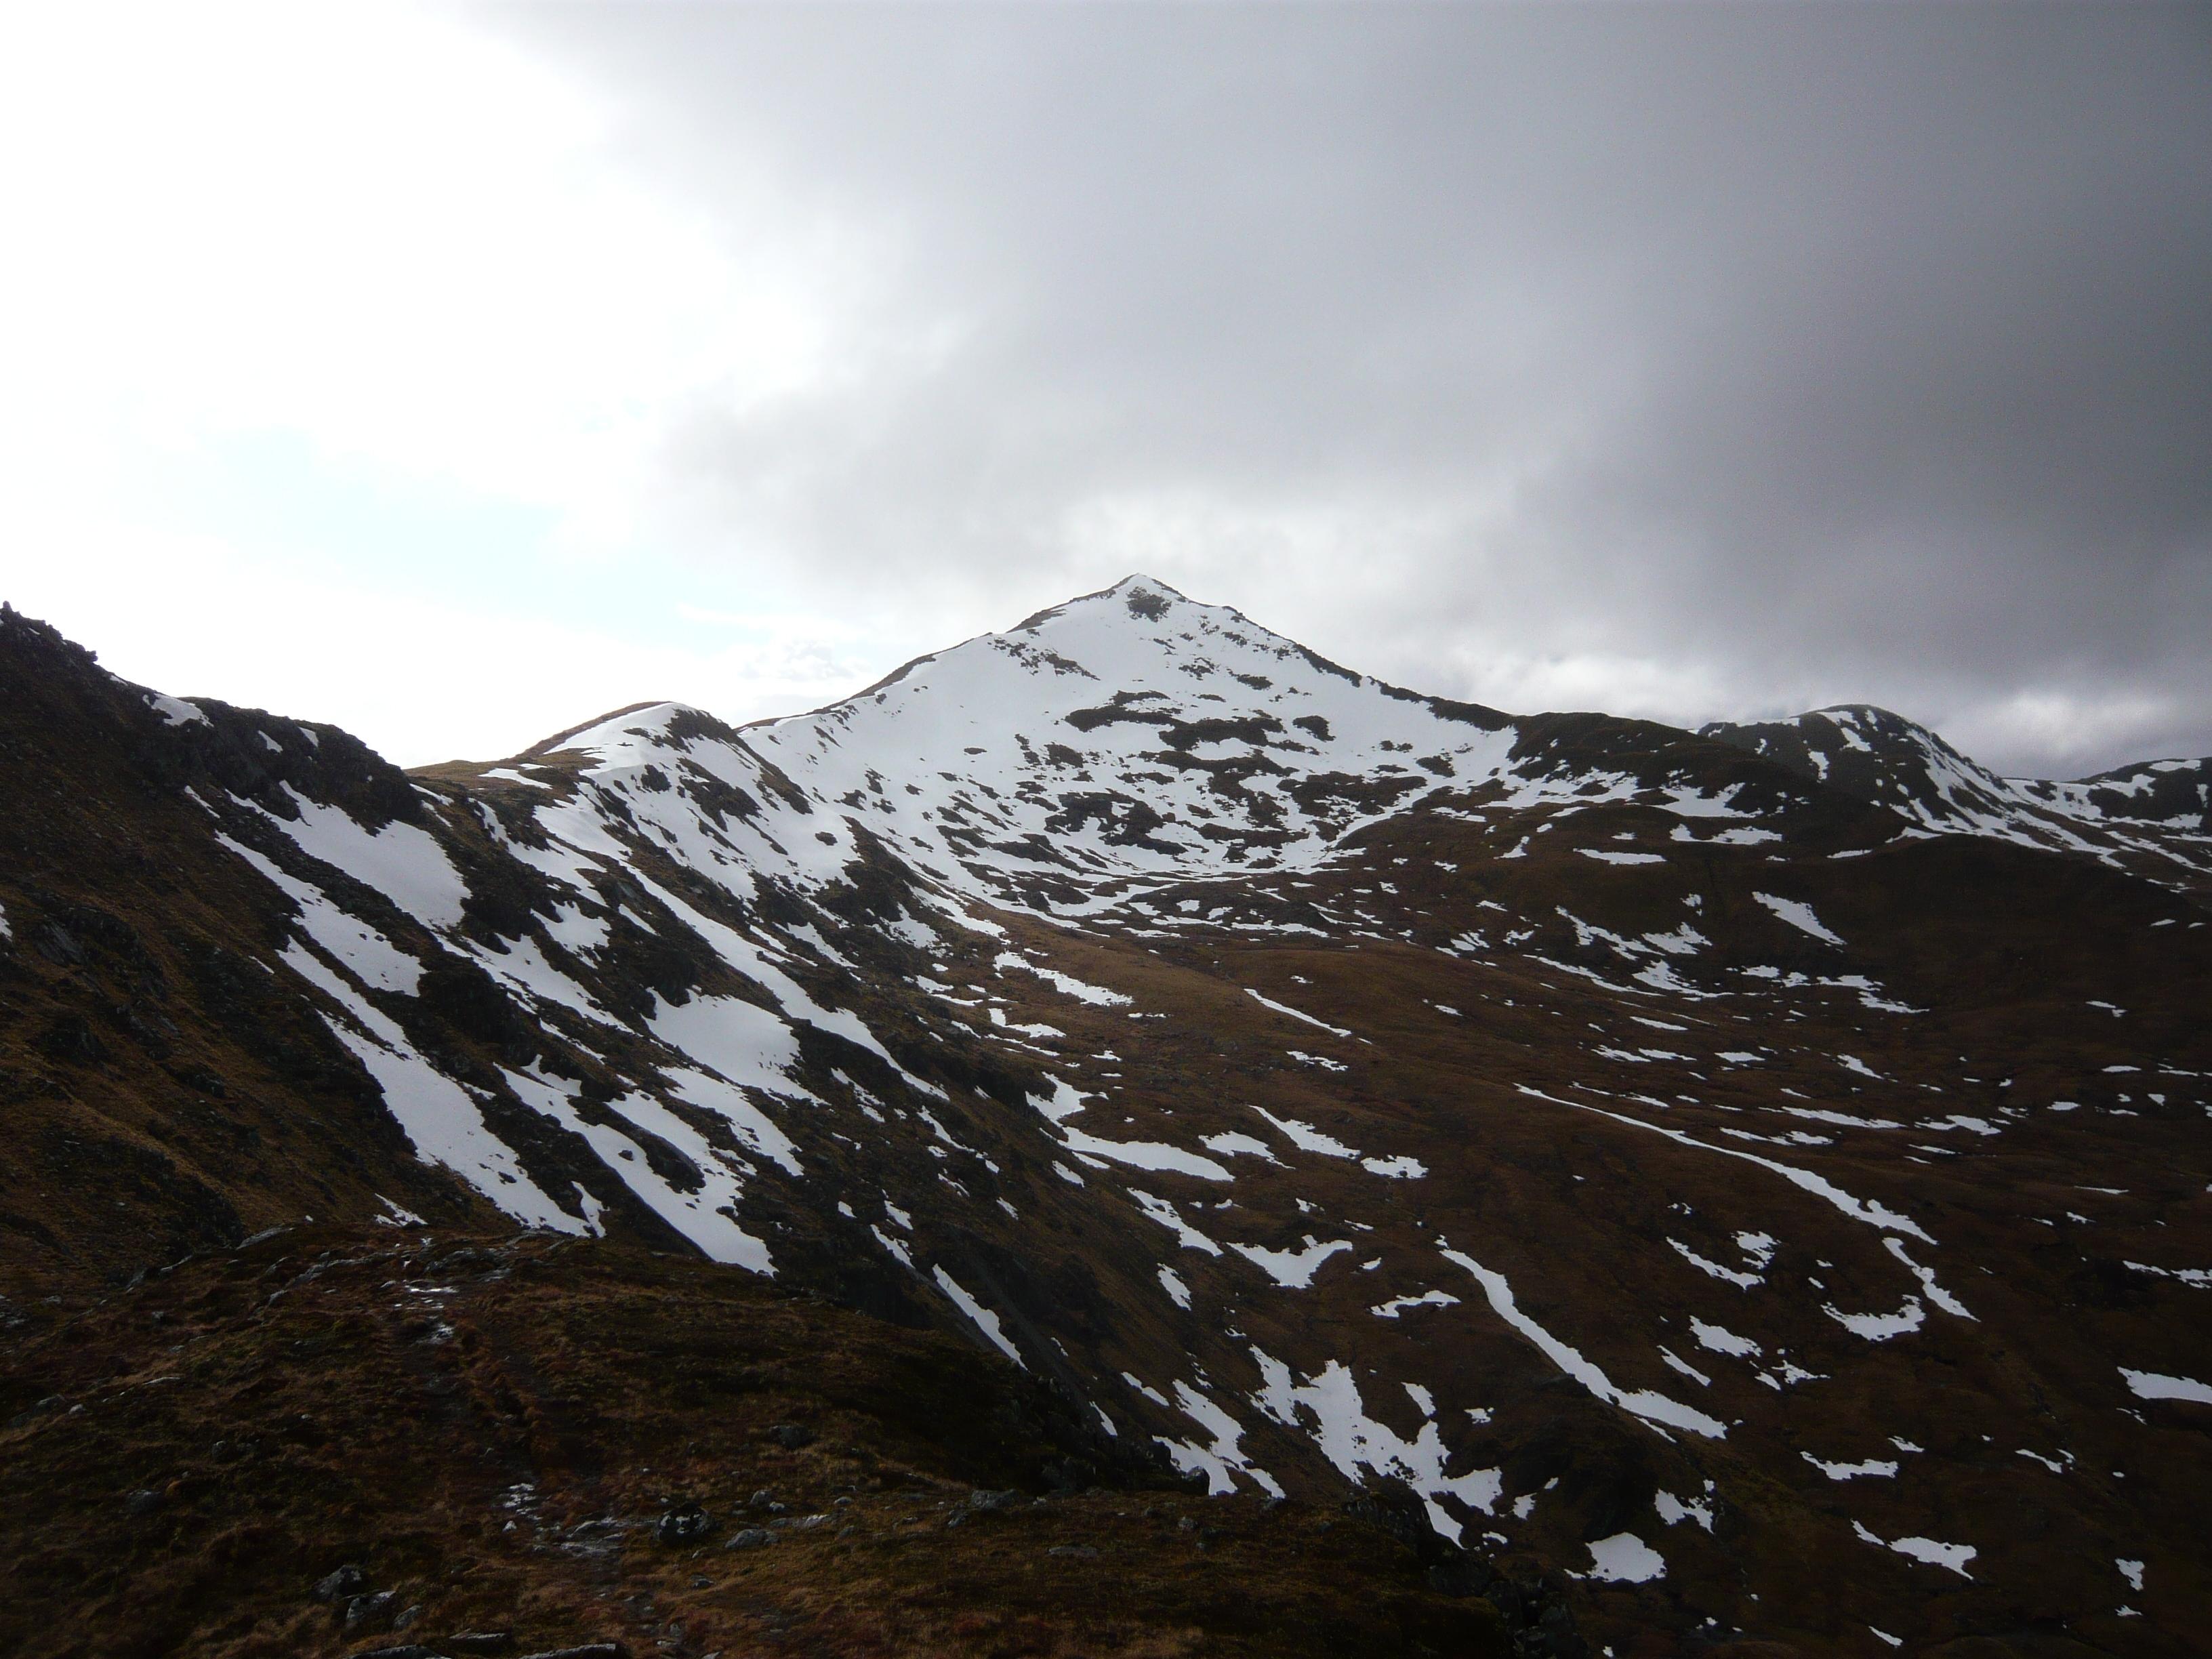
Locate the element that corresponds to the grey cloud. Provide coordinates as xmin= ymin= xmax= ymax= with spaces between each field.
xmin=497 ymin=3 xmax=2212 ymax=777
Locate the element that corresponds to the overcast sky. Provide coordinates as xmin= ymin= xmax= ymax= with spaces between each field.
xmin=3 ymin=3 xmax=2206 ymax=777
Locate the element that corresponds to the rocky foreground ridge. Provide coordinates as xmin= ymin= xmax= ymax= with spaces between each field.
xmin=1 ymin=579 xmax=2208 ymax=1658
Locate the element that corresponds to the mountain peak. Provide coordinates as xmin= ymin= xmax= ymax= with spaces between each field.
xmin=1010 ymin=573 xmax=1204 ymax=636
xmin=747 ymin=577 xmax=1518 ymax=896
xmin=1107 ymin=571 xmax=1189 ymax=601
xmin=1805 ymin=701 xmax=1917 ymax=727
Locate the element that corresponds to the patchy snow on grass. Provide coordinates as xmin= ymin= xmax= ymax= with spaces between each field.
xmin=1671 ymin=1240 xmax=1762 ymax=1288
xmin=1250 ymin=1349 xmax=1500 ymax=1540
xmin=502 ymin=1065 xmax=774 ymax=1270
xmin=1246 ymin=987 xmax=1353 ymax=1037
xmin=916 ymin=890 xmax=1007 ymax=939
xmin=994 ymin=949 xmax=1131 ymax=1006
xmin=219 ymin=833 xmax=421 ymax=994
xmin=651 ymin=992 xmax=804 ymax=1099
xmin=1853 ymin=1517 xmax=1975 ymax=1577
xmin=661 ymin=1065 xmax=804 ymax=1176
xmin=1030 ymin=1077 xmax=1231 ymax=1180
xmin=1059 ymin=1125 xmax=1231 ymax=1181
xmin=541 ymin=901 xmax=611 ymax=955
xmin=280 ymin=943 xmax=583 ymax=1237
xmin=1528 ymin=1088 xmax=1936 ymax=1241
xmin=1372 ymin=1290 xmax=1460 ymax=1319
xmin=1884 ymin=1237 xmax=1975 ymax=1319
xmin=1895 ymin=1536 xmax=1977 ymax=1577
xmin=373 ymin=1193 xmax=426 ymax=1229
xmin=472 ymin=934 xmax=615 ymax=1026
xmin=632 ymin=868 xmax=903 ymax=1072
xmin=1828 ymin=974 xmax=1923 ymax=1014
xmin=1441 ymin=1246 xmax=1727 ymax=1439
xmin=1253 ymin=1105 xmax=1359 ymax=1159
xmin=1158 ymin=1382 xmax=1280 ymax=1497
xmin=2124 ymin=1260 xmax=2212 ymax=1289
xmin=1123 ymin=1371 xmax=1171 ymax=1406
xmin=1128 ymin=1189 xmax=1225 ymax=1255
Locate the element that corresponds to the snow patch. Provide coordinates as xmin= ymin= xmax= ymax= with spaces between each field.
xmin=263 ymin=787 xmax=469 ymax=930
xmin=280 ymin=945 xmax=583 ymax=1235
xmin=149 ymin=693 xmax=209 ymax=727
xmin=1250 ymin=1349 xmax=1500 ymax=1540
xmin=1232 ymin=1236 xmax=1353 ymax=1288
xmin=1824 ymin=1297 xmax=1926 ymax=1342
xmin=2121 ymin=1368 xmax=2212 ymax=1404
xmin=1583 ymin=1533 xmax=1665 ymax=1582
xmin=1755 ymin=893 xmax=1844 ymax=947
xmin=1246 ymin=987 xmax=1353 ymax=1037
xmin=994 ymin=949 xmax=1130 ymax=1006
xmin=932 ymin=1267 xmax=1025 ymax=1368
xmin=1441 ymin=1246 xmax=1726 ymax=1439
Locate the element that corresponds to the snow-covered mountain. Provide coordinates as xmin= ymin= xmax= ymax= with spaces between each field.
xmin=3 ymin=585 xmax=2209 ymax=1658
xmin=520 ymin=578 xmax=1875 ymax=916
xmin=745 ymin=577 xmax=1519 ymax=891
xmin=1702 ymin=703 xmax=2212 ymax=884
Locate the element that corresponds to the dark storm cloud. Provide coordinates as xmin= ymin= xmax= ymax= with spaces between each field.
xmin=497 ymin=3 xmax=2212 ymax=777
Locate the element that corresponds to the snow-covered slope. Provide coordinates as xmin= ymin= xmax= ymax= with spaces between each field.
xmin=737 ymin=577 xmax=1849 ymax=914
xmin=490 ymin=577 xmax=1823 ymax=929
xmin=1699 ymin=705 xmax=2025 ymax=827
xmin=1702 ymin=703 xmax=2212 ymax=886
xmin=747 ymin=577 xmax=1518 ymax=890
xmin=7 ymin=590 xmax=2212 ymax=1657
xmin=2019 ymin=754 xmax=2212 ymax=832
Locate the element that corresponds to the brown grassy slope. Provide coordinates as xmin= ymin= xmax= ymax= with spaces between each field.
xmin=0 ymin=611 xmax=518 ymax=1314
xmin=929 ymin=796 xmax=2212 ymax=1658
xmin=0 ymin=1225 xmax=1515 ymax=1659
